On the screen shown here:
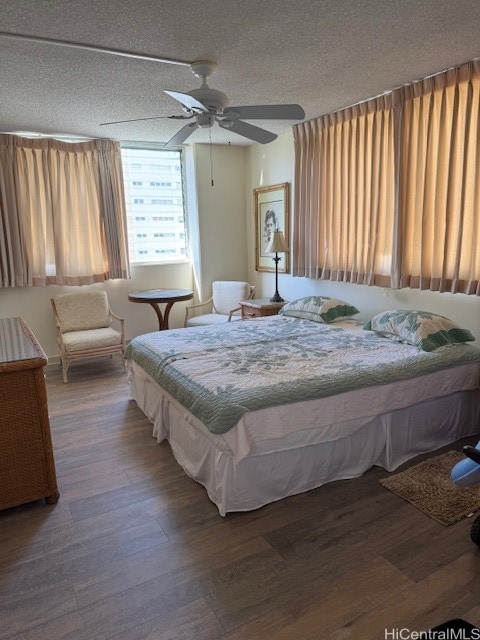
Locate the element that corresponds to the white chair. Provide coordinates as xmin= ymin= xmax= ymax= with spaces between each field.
xmin=185 ymin=281 xmax=255 ymax=327
xmin=51 ymin=290 xmax=126 ymax=382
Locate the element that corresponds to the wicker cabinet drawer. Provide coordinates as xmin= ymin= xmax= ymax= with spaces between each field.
xmin=0 ymin=317 xmax=59 ymax=510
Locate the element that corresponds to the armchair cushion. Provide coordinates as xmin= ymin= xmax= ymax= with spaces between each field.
xmin=54 ymin=291 xmax=110 ymax=333
xmin=212 ymin=281 xmax=251 ymax=316
xmin=62 ymin=328 xmax=123 ymax=352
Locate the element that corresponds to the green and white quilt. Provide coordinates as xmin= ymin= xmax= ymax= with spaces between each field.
xmin=125 ymin=317 xmax=480 ymax=435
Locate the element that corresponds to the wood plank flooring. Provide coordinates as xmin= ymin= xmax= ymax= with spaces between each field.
xmin=1 ymin=360 xmax=479 ymax=639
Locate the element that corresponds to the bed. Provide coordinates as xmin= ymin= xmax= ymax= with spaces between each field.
xmin=125 ymin=315 xmax=480 ymax=515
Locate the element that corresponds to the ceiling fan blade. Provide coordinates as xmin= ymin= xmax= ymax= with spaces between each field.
xmin=164 ymin=122 xmax=199 ymax=147
xmin=100 ymin=115 xmax=193 ymax=126
xmin=222 ymin=104 xmax=305 ymax=120
xmin=219 ymin=119 xmax=277 ymax=144
xmin=164 ymin=90 xmax=209 ymax=113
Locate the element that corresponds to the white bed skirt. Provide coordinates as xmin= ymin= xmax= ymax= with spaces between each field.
xmin=128 ymin=362 xmax=480 ymax=516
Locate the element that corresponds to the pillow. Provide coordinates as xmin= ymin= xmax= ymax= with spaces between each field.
xmin=363 ymin=310 xmax=475 ymax=351
xmin=279 ymin=296 xmax=359 ymax=323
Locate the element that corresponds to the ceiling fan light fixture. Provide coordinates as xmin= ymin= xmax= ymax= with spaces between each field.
xmin=219 ymin=118 xmax=234 ymax=129
xmin=196 ymin=113 xmax=215 ymax=128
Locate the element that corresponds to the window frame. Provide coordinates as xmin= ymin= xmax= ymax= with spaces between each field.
xmin=120 ymin=142 xmax=190 ymax=267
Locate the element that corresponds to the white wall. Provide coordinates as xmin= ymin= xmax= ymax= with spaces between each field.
xmin=246 ymin=131 xmax=480 ymax=343
xmin=193 ymin=143 xmax=248 ymax=298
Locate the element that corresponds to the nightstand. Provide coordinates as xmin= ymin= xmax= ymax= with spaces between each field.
xmin=240 ymin=298 xmax=287 ymax=319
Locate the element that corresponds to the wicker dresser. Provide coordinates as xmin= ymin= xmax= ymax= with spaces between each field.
xmin=0 ymin=317 xmax=59 ymax=510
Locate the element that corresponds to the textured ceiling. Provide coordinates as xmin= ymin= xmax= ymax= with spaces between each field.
xmin=1 ymin=0 xmax=480 ymax=146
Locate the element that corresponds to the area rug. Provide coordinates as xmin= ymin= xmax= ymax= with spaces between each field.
xmin=379 ymin=450 xmax=480 ymax=525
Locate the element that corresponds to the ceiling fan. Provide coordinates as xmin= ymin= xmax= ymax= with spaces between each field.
xmin=100 ymin=60 xmax=305 ymax=147
xmin=0 ymin=32 xmax=305 ymax=146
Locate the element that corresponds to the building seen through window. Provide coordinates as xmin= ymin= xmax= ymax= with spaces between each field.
xmin=121 ymin=148 xmax=187 ymax=263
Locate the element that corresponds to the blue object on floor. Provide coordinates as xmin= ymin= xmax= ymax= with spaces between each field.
xmin=451 ymin=441 xmax=480 ymax=487
xmin=451 ymin=441 xmax=480 ymax=548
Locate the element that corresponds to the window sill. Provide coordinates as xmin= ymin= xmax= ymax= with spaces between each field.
xmin=131 ymin=259 xmax=191 ymax=267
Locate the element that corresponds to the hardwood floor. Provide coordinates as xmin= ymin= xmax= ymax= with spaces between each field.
xmin=1 ymin=360 xmax=479 ymax=639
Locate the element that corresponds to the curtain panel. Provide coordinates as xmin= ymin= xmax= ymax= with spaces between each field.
xmin=293 ymin=95 xmax=395 ymax=285
xmin=395 ymin=60 xmax=480 ymax=295
xmin=293 ymin=59 xmax=480 ymax=295
xmin=0 ymin=135 xmax=130 ymax=288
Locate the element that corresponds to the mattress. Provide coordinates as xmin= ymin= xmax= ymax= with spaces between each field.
xmin=125 ymin=316 xmax=480 ymax=439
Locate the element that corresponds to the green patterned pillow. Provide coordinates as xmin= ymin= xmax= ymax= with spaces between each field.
xmin=363 ymin=310 xmax=475 ymax=351
xmin=279 ymin=296 xmax=359 ymax=323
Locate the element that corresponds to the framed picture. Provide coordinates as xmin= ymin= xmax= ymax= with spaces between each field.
xmin=254 ymin=182 xmax=290 ymax=272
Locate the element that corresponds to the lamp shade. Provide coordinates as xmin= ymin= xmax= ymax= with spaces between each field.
xmin=265 ymin=229 xmax=289 ymax=254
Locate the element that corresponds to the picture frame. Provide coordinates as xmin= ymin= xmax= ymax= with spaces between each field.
xmin=254 ymin=182 xmax=290 ymax=273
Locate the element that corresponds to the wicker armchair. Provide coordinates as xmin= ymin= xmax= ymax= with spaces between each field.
xmin=185 ymin=281 xmax=255 ymax=327
xmin=51 ymin=290 xmax=126 ymax=382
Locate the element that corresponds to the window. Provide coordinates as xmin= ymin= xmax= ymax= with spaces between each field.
xmin=121 ymin=147 xmax=187 ymax=263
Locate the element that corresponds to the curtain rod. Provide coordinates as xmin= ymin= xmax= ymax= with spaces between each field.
xmin=0 ymin=31 xmax=192 ymax=67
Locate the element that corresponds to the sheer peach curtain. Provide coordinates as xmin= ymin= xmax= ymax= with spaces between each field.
xmin=293 ymin=95 xmax=395 ymax=285
xmin=395 ymin=60 xmax=480 ymax=294
xmin=294 ymin=59 xmax=480 ymax=295
xmin=0 ymin=135 xmax=130 ymax=287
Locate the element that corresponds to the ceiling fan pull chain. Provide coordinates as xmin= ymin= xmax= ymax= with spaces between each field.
xmin=209 ymin=127 xmax=214 ymax=187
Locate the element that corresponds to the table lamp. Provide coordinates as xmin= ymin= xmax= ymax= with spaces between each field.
xmin=265 ymin=229 xmax=289 ymax=302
